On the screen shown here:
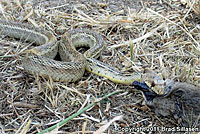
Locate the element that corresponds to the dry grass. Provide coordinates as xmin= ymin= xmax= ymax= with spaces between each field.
xmin=0 ymin=0 xmax=200 ymax=133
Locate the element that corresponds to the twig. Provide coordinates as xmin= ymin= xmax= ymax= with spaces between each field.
xmin=37 ymin=90 xmax=123 ymax=134
xmin=109 ymin=24 xmax=165 ymax=49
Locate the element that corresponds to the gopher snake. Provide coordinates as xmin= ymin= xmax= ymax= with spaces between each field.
xmin=0 ymin=19 xmax=142 ymax=85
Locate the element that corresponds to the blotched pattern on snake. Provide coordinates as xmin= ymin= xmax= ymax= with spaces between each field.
xmin=0 ymin=19 xmax=142 ymax=85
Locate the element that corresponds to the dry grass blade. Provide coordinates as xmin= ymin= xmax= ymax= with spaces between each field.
xmin=147 ymin=8 xmax=200 ymax=55
xmin=15 ymin=118 xmax=31 ymax=134
xmin=187 ymin=0 xmax=200 ymax=16
xmin=93 ymin=115 xmax=123 ymax=134
xmin=109 ymin=23 xmax=165 ymax=49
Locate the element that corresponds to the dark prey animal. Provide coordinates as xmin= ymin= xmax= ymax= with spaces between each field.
xmin=132 ymin=81 xmax=200 ymax=127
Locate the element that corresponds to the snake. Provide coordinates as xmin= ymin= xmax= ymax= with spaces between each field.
xmin=0 ymin=19 xmax=142 ymax=85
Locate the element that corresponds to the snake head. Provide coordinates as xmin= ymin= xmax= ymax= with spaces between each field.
xmin=132 ymin=81 xmax=158 ymax=102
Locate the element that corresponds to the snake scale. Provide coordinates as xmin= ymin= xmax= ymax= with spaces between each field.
xmin=0 ymin=19 xmax=142 ymax=85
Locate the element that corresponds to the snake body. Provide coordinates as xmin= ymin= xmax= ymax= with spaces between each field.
xmin=0 ymin=19 xmax=142 ymax=85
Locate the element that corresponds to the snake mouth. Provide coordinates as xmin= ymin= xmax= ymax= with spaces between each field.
xmin=132 ymin=81 xmax=158 ymax=103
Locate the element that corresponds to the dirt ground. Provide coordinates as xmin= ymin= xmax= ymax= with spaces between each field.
xmin=0 ymin=0 xmax=200 ymax=133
